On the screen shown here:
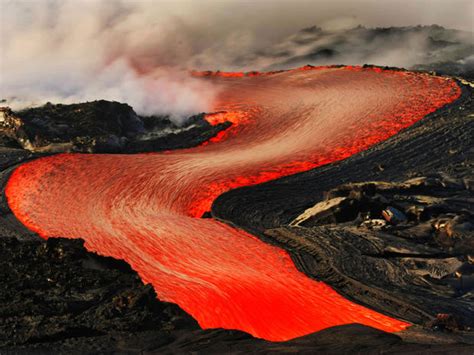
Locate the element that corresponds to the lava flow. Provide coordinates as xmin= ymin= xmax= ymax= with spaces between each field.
xmin=6 ymin=66 xmax=460 ymax=341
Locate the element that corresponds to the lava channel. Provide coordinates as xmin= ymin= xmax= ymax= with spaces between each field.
xmin=6 ymin=66 xmax=460 ymax=341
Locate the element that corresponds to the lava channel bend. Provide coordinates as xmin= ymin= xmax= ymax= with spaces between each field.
xmin=6 ymin=66 xmax=460 ymax=341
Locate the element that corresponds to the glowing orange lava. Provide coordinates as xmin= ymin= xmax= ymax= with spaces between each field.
xmin=6 ymin=66 xmax=460 ymax=341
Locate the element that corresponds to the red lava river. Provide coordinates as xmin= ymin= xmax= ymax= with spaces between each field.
xmin=6 ymin=66 xmax=461 ymax=341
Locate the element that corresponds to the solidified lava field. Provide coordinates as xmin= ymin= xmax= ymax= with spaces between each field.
xmin=5 ymin=66 xmax=461 ymax=341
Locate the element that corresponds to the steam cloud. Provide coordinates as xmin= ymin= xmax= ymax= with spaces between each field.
xmin=1 ymin=0 xmax=221 ymax=123
xmin=1 ymin=0 xmax=472 ymax=122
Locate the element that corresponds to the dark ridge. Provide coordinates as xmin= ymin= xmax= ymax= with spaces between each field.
xmin=14 ymin=100 xmax=144 ymax=139
xmin=0 ymin=101 xmax=230 ymax=154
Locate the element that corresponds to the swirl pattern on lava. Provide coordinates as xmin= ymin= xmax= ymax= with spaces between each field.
xmin=6 ymin=66 xmax=460 ymax=341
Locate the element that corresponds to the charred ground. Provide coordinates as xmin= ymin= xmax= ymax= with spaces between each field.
xmin=3 ymin=236 xmax=473 ymax=354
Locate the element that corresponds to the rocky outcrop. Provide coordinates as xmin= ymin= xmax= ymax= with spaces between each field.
xmin=0 ymin=102 xmax=142 ymax=152
xmin=261 ymin=172 xmax=474 ymax=329
xmin=290 ymin=176 xmax=473 ymax=253
xmin=0 ymin=101 xmax=229 ymax=153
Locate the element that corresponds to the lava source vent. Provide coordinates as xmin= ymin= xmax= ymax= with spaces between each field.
xmin=1 ymin=66 xmax=473 ymax=352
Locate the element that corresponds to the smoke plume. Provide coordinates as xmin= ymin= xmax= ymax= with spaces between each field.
xmin=1 ymin=0 xmax=472 ymax=121
xmin=0 ymin=0 xmax=221 ymax=123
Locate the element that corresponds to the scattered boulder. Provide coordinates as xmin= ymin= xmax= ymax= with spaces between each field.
xmin=290 ymin=174 xmax=473 ymax=253
xmin=360 ymin=218 xmax=387 ymax=230
xmin=434 ymin=215 xmax=474 ymax=253
xmin=407 ymin=257 xmax=464 ymax=280
xmin=382 ymin=206 xmax=407 ymax=225
xmin=290 ymin=197 xmax=356 ymax=226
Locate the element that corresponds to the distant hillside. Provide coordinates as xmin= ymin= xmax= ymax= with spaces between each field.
xmin=244 ymin=25 xmax=473 ymax=78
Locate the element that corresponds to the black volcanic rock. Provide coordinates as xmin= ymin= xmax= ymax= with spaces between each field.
xmin=414 ymin=60 xmax=474 ymax=80
xmin=2 ymin=236 xmax=473 ymax=354
xmin=261 ymin=173 xmax=474 ymax=328
xmin=0 ymin=101 xmax=230 ymax=154
xmin=125 ymin=117 xmax=231 ymax=154
xmin=0 ymin=237 xmax=200 ymax=348
xmin=0 ymin=101 xmax=143 ymax=152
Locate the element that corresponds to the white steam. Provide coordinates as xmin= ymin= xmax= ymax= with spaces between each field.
xmin=0 ymin=0 xmax=219 ymax=123
xmin=0 ymin=0 xmax=472 ymax=121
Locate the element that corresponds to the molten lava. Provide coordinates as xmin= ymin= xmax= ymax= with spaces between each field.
xmin=6 ymin=66 xmax=460 ymax=341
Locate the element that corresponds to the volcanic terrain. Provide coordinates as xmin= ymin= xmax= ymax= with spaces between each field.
xmin=0 ymin=65 xmax=473 ymax=353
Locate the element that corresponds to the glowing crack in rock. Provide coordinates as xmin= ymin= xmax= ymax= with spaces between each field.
xmin=6 ymin=66 xmax=460 ymax=341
